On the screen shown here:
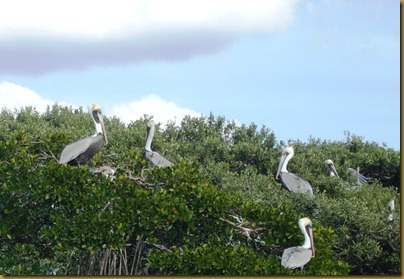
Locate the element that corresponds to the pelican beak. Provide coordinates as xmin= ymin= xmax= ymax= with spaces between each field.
xmin=100 ymin=116 xmax=108 ymax=145
xmin=309 ymin=225 xmax=315 ymax=257
xmin=96 ymin=111 xmax=108 ymax=145
xmin=276 ymin=153 xmax=287 ymax=179
xmin=329 ymin=164 xmax=339 ymax=177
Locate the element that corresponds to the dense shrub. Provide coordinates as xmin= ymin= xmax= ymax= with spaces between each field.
xmin=0 ymin=105 xmax=399 ymax=275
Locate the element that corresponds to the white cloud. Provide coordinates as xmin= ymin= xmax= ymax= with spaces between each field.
xmin=0 ymin=0 xmax=300 ymax=75
xmin=0 ymin=81 xmax=75 ymax=113
xmin=0 ymin=81 xmax=200 ymax=124
xmin=0 ymin=81 xmax=53 ymax=113
xmin=108 ymin=94 xmax=201 ymax=125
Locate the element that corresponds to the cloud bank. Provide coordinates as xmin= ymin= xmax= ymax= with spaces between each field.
xmin=0 ymin=0 xmax=299 ymax=75
xmin=0 ymin=81 xmax=200 ymax=125
xmin=108 ymin=94 xmax=201 ymax=125
xmin=0 ymin=81 xmax=57 ymax=113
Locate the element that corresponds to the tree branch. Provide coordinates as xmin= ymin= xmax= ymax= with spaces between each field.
xmin=219 ymin=214 xmax=266 ymax=240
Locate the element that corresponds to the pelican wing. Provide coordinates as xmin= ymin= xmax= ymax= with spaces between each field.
xmin=280 ymin=172 xmax=313 ymax=195
xmin=357 ymin=173 xmax=368 ymax=185
xmin=347 ymin=168 xmax=368 ymax=185
xmin=59 ymin=135 xmax=103 ymax=165
xmin=281 ymin=246 xmax=312 ymax=269
xmin=145 ymin=150 xmax=173 ymax=168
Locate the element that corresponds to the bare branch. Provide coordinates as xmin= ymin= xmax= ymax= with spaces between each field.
xmin=219 ymin=214 xmax=266 ymax=240
xmin=125 ymin=169 xmax=163 ymax=189
xmin=153 ymin=243 xmax=172 ymax=252
xmin=23 ymin=140 xmax=59 ymax=162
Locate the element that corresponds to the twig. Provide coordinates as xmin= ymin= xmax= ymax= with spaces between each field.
xmin=24 ymin=140 xmax=59 ymax=162
xmin=125 ymin=169 xmax=163 ymax=189
xmin=153 ymin=243 xmax=172 ymax=252
xmin=219 ymin=214 xmax=266 ymax=240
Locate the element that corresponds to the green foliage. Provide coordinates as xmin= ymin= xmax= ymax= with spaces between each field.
xmin=148 ymin=244 xmax=282 ymax=275
xmin=0 ymin=105 xmax=399 ymax=275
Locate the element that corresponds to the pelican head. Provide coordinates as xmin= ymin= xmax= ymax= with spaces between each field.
xmin=147 ymin=119 xmax=155 ymax=128
xmin=91 ymin=104 xmax=108 ymax=145
xmin=276 ymin=146 xmax=295 ymax=179
xmin=298 ymin=217 xmax=315 ymax=257
xmin=325 ymin=159 xmax=339 ymax=177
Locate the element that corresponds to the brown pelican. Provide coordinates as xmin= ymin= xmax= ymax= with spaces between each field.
xmin=143 ymin=120 xmax=173 ymax=167
xmin=59 ymin=104 xmax=108 ymax=166
xmin=325 ymin=160 xmax=368 ymax=185
xmin=276 ymin=146 xmax=313 ymax=195
xmin=281 ymin=217 xmax=315 ymax=270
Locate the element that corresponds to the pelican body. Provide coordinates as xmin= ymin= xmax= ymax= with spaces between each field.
xmin=281 ymin=217 xmax=315 ymax=270
xmin=59 ymin=104 xmax=108 ymax=166
xmin=347 ymin=167 xmax=368 ymax=185
xmin=143 ymin=120 xmax=173 ymax=168
xmin=276 ymin=146 xmax=313 ymax=195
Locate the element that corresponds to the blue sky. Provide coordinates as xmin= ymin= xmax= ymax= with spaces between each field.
xmin=0 ymin=0 xmax=400 ymax=150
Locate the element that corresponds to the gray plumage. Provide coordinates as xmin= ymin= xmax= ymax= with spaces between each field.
xmin=281 ymin=217 xmax=315 ymax=270
xmin=143 ymin=120 xmax=173 ymax=168
xmin=276 ymin=146 xmax=313 ymax=195
xmin=59 ymin=134 xmax=104 ymax=166
xmin=281 ymin=246 xmax=313 ymax=270
xmin=279 ymin=172 xmax=313 ymax=195
xmin=59 ymin=104 xmax=108 ymax=166
xmin=347 ymin=167 xmax=368 ymax=185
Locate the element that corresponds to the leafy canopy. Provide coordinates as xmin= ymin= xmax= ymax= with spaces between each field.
xmin=0 ymin=105 xmax=399 ymax=275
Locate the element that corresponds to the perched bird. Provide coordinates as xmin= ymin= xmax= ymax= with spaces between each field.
xmin=59 ymin=104 xmax=108 ymax=166
xmin=281 ymin=217 xmax=315 ymax=270
xmin=89 ymin=165 xmax=116 ymax=179
xmin=143 ymin=120 xmax=173 ymax=168
xmin=276 ymin=146 xmax=313 ymax=195
xmin=325 ymin=159 xmax=368 ymax=186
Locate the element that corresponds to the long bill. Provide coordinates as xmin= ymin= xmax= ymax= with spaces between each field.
xmin=99 ymin=114 xmax=108 ymax=145
xmin=330 ymin=163 xmax=339 ymax=177
xmin=308 ymin=225 xmax=315 ymax=257
xmin=276 ymin=153 xmax=287 ymax=179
